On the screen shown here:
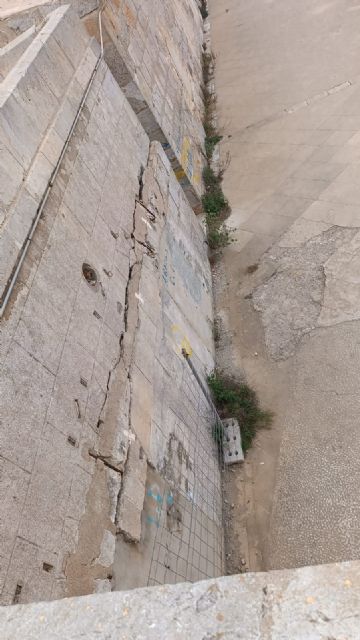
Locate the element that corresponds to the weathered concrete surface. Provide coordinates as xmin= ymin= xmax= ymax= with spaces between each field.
xmin=0 ymin=24 xmax=36 ymax=79
xmin=0 ymin=4 xmax=96 ymax=304
xmin=102 ymin=0 xmax=205 ymax=209
xmin=209 ymin=0 xmax=360 ymax=571
xmin=0 ymin=5 xmax=222 ymax=602
xmin=1 ymin=560 xmax=360 ymax=638
xmin=113 ymin=143 xmax=223 ymax=590
xmin=0 ymin=5 xmax=150 ymax=601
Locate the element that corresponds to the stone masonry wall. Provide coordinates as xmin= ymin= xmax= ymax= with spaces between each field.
xmin=0 ymin=4 xmax=222 ymax=604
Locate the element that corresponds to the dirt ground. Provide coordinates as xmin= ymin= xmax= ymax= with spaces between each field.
xmin=210 ymin=0 xmax=360 ymax=572
xmin=213 ymin=257 xmax=289 ymax=572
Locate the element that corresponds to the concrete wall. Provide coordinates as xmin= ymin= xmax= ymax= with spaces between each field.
xmin=102 ymin=0 xmax=205 ymax=211
xmin=0 ymin=25 xmax=36 ymax=79
xmin=0 ymin=4 xmax=98 ymax=306
xmin=113 ymin=145 xmax=223 ymax=590
xmin=0 ymin=4 xmax=222 ymax=604
xmin=2 ymin=0 xmax=206 ymax=210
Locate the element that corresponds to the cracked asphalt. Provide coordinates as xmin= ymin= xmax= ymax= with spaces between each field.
xmin=210 ymin=0 xmax=360 ymax=568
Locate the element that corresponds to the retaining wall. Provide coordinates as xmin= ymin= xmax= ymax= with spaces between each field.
xmin=102 ymin=0 xmax=205 ymax=212
xmin=0 ymin=3 xmax=222 ymax=604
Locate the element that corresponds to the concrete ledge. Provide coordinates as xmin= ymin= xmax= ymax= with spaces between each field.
xmin=0 ymin=561 xmax=360 ymax=638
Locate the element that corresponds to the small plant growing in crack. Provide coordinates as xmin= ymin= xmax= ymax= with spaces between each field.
xmin=199 ymin=0 xmax=208 ymax=20
xmin=207 ymin=371 xmax=273 ymax=452
xmin=202 ymin=50 xmax=231 ymax=253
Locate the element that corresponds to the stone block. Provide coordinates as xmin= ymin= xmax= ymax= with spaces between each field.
xmin=0 ymin=92 xmax=43 ymax=168
xmin=116 ymin=439 xmax=147 ymax=542
xmin=63 ymin=157 xmax=102 ymax=233
xmin=0 ymin=25 xmax=36 ymax=80
xmin=33 ymin=29 xmax=75 ymax=102
xmin=4 ymin=187 xmax=38 ymax=249
xmin=17 ymin=423 xmax=76 ymax=551
xmin=0 ymin=458 xmax=30 ymax=566
xmin=95 ymin=323 xmax=120 ymax=372
xmin=95 ymin=530 xmax=115 ymax=568
xmin=0 ymin=342 xmax=54 ymax=473
xmin=0 ymin=231 xmax=19 ymax=297
xmin=0 ymin=146 xmax=24 ymax=210
xmin=66 ymin=466 xmax=93 ymax=522
xmin=130 ymin=366 xmax=153 ymax=453
xmin=25 ymin=152 xmax=53 ymax=202
xmin=41 ymin=5 xmax=89 ymax=72
xmin=1 ymin=537 xmax=58 ymax=605
xmin=14 ymin=253 xmax=77 ymax=374
xmin=84 ymin=361 xmax=108 ymax=432
xmin=66 ymin=280 xmax=105 ymax=362
xmin=46 ymin=338 xmax=94 ymax=438
xmin=88 ymin=214 xmax=116 ymax=278
xmin=222 ymin=418 xmax=244 ymax=465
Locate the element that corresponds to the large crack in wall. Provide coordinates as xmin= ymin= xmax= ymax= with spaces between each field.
xmin=63 ymin=151 xmax=155 ymax=596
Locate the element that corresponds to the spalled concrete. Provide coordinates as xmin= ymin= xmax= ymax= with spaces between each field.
xmin=252 ymin=226 xmax=357 ymax=359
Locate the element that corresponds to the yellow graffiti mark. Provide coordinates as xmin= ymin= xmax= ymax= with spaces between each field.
xmin=175 ymin=168 xmax=186 ymax=180
xmin=179 ymin=137 xmax=202 ymax=187
xmin=180 ymin=137 xmax=191 ymax=171
xmin=192 ymin=153 xmax=201 ymax=185
xmin=181 ymin=337 xmax=193 ymax=357
xmin=171 ymin=324 xmax=193 ymax=357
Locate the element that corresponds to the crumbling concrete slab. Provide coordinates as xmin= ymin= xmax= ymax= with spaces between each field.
xmin=116 ymin=440 xmax=147 ymax=543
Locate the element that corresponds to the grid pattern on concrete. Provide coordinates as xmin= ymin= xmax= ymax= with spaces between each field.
xmin=147 ymin=357 xmax=224 ymax=586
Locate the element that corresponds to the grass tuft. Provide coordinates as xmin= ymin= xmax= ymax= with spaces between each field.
xmin=202 ymin=51 xmax=231 ymax=253
xmin=205 ymin=134 xmax=222 ymax=160
xmin=207 ymin=371 xmax=273 ymax=452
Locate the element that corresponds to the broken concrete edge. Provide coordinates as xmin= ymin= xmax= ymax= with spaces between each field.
xmin=1 ymin=560 xmax=360 ymax=638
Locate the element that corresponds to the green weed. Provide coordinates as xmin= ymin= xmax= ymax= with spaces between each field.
xmin=207 ymin=371 xmax=273 ymax=452
xmin=205 ymin=134 xmax=222 ymax=160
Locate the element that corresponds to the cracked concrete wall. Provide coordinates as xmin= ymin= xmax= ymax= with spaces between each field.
xmin=0 ymin=2 xmax=220 ymax=604
xmin=0 ymin=5 xmax=150 ymax=602
xmin=112 ymin=143 xmax=223 ymax=589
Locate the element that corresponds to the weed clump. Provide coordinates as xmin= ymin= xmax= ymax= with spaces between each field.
xmin=207 ymin=371 xmax=273 ymax=452
xmin=202 ymin=187 xmax=228 ymax=217
xmin=202 ymin=164 xmax=230 ymax=249
xmin=199 ymin=0 xmax=208 ymax=19
xmin=202 ymin=52 xmax=231 ymax=252
xmin=205 ymin=134 xmax=222 ymax=160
